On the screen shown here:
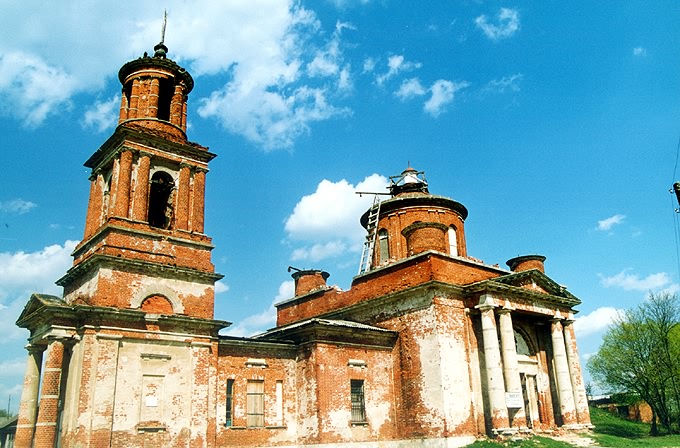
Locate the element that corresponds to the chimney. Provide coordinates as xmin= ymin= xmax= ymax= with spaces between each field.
xmin=506 ymin=255 xmax=546 ymax=273
xmin=291 ymin=269 xmax=330 ymax=296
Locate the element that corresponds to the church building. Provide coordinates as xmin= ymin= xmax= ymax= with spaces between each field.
xmin=14 ymin=40 xmax=591 ymax=448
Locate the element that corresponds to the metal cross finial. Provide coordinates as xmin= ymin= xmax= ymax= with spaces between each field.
xmin=161 ymin=10 xmax=167 ymax=45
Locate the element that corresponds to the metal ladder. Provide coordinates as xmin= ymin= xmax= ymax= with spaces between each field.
xmin=358 ymin=196 xmax=381 ymax=274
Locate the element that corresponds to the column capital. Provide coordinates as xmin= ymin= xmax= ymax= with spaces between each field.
xmin=497 ymin=307 xmax=512 ymax=315
xmin=25 ymin=344 xmax=46 ymax=354
xmin=475 ymin=293 xmax=497 ymax=311
xmin=194 ymin=166 xmax=209 ymax=174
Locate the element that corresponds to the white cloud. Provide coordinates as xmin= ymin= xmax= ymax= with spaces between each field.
xmin=475 ymin=8 xmax=520 ymax=41
xmin=291 ymin=241 xmax=349 ymax=262
xmin=215 ymin=281 xmax=230 ymax=294
xmin=483 ymin=73 xmax=523 ymax=93
xmin=633 ymin=47 xmax=647 ymax=57
xmin=424 ymin=80 xmax=468 ymax=117
xmin=0 ymin=199 xmax=37 ymax=215
xmin=396 ymin=78 xmax=469 ymax=117
xmin=82 ymin=95 xmax=120 ymax=133
xmin=0 ymin=240 xmax=77 ymax=347
xmin=375 ymin=55 xmax=422 ymax=85
xmin=284 ymin=174 xmax=389 ymax=261
xmin=0 ymin=240 xmax=77 ymax=302
xmin=599 ymin=269 xmax=671 ymax=291
xmin=0 ymin=2 xmax=354 ymax=150
xmin=362 ymin=57 xmax=376 ymax=73
xmin=0 ymin=358 xmax=26 ymax=379
xmin=0 ymin=51 xmax=77 ymax=127
xmin=596 ymin=214 xmax=625 ymax=231
xmin=574 ymin=307 xmax=623 ymax=338
xmin=223 ymin=280 xmax=294 ymax=337
xmin=395 ymin=78 xmax=426 ymax=100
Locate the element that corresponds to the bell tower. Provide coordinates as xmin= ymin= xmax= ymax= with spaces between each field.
xmin=57 ymin=41 xmax=222 ymax=319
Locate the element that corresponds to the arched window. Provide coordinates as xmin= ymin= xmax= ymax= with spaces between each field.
xmin=148 ymin=171 xmax=175 ymax=229
xmin=448 ymin=225 xmax=458 ymax=256
xmin=378 ymin=229 xmax=390 ymax=263
xmin=515 ymin=329 xmax=535 ymax=356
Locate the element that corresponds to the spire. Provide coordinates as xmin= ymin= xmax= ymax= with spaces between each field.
xmin=154 ymin=10 xmax=168 ymax=59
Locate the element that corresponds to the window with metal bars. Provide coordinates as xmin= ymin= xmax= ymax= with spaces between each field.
xmin=350 ymin=379 xmax=366 ymax=423
xmin=247 ymin=380 xmax=265 ymax=427
xmin=226 ymin=379 xmax=234 ymax=427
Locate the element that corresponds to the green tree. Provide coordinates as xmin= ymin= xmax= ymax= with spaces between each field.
xmin=587 ymin=292 xmax=680 ymax=435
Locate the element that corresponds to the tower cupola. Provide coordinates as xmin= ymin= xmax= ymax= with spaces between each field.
xmin=389 ymin=166 xmax=429 ymax=196
xmin=117 ymin=41 xmax=193 ymax=141
xmin=359 ymin=166 xmax=468 ymax=272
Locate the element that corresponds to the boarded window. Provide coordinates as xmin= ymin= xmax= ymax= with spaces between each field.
xmin=350 ymin=379 xmax=366 ymax=423
xmin=247 ymin=380 xmax=264 ymax=427
xmin=226 ymin=379 xmax=234 ymax=427
xmin=378 ymin=229 xmax=389 ymax=263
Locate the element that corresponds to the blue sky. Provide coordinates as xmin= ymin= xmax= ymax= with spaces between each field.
xmin=2 ymin=0 xmax=680 ymax=412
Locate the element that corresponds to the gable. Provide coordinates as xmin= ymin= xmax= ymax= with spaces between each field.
xmin=16 ymin=293 xmax=68 ymax=327
xmin=465 ymin=269 xmax=581 ymax=307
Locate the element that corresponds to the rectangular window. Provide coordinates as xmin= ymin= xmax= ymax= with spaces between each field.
xmin=350 ymin=379 xmax=366 ymax=423
xmin=226 ymin=379 xmax=234 ymax=427
xmin=247 ymin=380 xmax=265 ymax=427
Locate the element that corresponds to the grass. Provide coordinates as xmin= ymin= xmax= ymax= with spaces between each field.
xmin=464 ymin=407 xmax=680 ymax=447
xmin=587 ymin=406 xmax=680 ymax=447
xmin=465 ymin=436 xmax=573 ymax=447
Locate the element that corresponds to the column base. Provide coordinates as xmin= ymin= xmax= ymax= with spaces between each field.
xmin=491 ymin=427 xmax=518 ymax=436
xmin=562 ymin=423 xmax=593 ymax=431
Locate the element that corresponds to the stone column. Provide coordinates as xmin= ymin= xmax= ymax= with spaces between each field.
xmin=131 ymin=152 xmax=151 ymax=222
xmin=498 ymin=307 xmax=526 ymax=427
xmin=114 ymin=150 xmax=133 ymax=218
xmin=176 ymin=163 xmax=191 ymax=231
xmin=191 ymin=168 xmax=207 ymax=233
xmin=14 ymin=345 xmax=45 ymax=448
xmin=476 ymin=295 xmax=510 ymax=432
xmin=563 ymin=319 xmax=591 ymax=425
xmin=550 ymin=318 xmax=578 ymax=426
xmin=34 ymin=338 xmax=66 ymax=448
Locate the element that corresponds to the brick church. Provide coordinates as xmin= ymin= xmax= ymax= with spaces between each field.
xmin=14 ymin=40 xmax=591 ymax=447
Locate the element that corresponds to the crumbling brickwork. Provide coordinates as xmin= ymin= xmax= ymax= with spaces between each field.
xmin=14 ymin=40 xmax=592 ymax=448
